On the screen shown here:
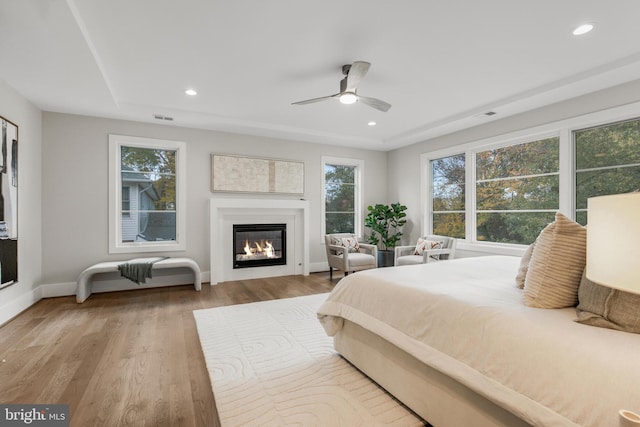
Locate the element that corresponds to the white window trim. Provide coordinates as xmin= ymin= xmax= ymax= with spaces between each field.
xmin=321 ymin=156 xmax=364 ymax=240
xmin=109 ymin=134 xmax=187 ymax=254
xmin=421 ymin=99 xmax=640 ymax=256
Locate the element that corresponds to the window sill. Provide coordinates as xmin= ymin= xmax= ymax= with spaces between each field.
xmin=109 ymin=240 xmax=186 ymax=254
xmin=456 ymin=241 xmax=527 ymax=257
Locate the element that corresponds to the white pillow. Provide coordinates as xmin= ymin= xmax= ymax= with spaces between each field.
xmin=332 ymin=236 xmax=360 ymax=254
xmin=414 ymin=238 xmax=444 ymax=259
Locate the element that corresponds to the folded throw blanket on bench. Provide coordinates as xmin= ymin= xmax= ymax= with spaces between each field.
xmin=118 ymin=257 xmax=169 ymax=284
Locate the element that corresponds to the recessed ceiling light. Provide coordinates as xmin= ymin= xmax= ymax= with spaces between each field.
xmin=185 ymin=89 xmax=198 ymax=96
xmin=573 ymin=23 xmax=594 ymax=36
xmin=368 ymin=121 xmax=377 ymax=126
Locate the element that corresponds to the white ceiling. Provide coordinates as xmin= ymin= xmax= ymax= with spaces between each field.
xmin=2 ymin=0 xmax=640 ymax=151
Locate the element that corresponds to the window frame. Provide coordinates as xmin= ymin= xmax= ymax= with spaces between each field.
xmin=422 ymin=100 xmax=640 ymax=256
xmin=573 ymin=117 xmax=640 ymax=225
xmin=473 ymin=135 xmax=561 ymax=245
xmin=109 ymin=134 xmax=187 ymax=254
xmin=321 ymin=156 xmax=364 ymax=239
xmin=428 ymin=153 xmax=466 ymax=239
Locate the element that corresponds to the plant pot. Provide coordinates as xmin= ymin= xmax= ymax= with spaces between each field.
xmin=377 ymin=250 xmax=395 ymax=268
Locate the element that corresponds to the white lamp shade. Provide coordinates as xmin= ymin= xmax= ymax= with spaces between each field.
xmin=586 ymin=192 xmax=640 ymax=294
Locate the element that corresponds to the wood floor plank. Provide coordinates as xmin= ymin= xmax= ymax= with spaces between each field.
xmin=0 ymin=272 xmax=335 ymax=426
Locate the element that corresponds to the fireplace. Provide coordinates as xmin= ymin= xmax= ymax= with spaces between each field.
xmin=210 ymin=198 xmax=309 ymax=284
xmin=233 ymin=223 xmax=286 ymax=269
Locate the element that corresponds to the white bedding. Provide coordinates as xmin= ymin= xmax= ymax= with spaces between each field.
xmin=317 ymin=256 xmax=640 ymax=427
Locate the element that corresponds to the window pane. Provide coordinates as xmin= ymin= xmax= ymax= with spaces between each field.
xmin=433 ymin=213 xmax=465 ymax=239
xmin=120 ymin=146 xmax=177 ymax=243
xmin=325 ymin=182 xmax=355 ymax=211
xmin=476 ymin=137 xmax=559 ymax=180
xmin=325 ymin=163 xmax=357 ymax=234
xmin=477 ymin=212 xmax=556 ymax=245
xmin=139 ymin=211 xmax=176 ymax=241
xmin=575 ymin=118 xmax=640 ymax=170
xmin=476 ymin=175 xmax=559 ymax=210
xmin=575 ymin=166 xmax=640 ymax=210
xmin=575 ymin=118 xmax=640 ymax=224
xmin=121 ymin=146 xmax=176 ymax=174
xmin=475 ymin=136 xmax=559 ymax=244
xmin=432 ymin=154 xmax=465 ymax=212
xmin=326 ymin=164 xmax=355 ymax=184
xmin=326 ymin=213 xmax=354 ymax=234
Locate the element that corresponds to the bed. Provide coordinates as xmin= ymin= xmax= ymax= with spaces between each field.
xmin=317 ymin=255 xmax=640 ymax=427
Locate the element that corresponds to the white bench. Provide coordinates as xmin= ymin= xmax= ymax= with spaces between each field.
xmin=76 ymin=257 xmax=202 ymax=303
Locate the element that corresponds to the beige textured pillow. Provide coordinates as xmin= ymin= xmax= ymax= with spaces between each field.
xmin=575 ymin=273 xmax=640 ymax=334
xmin=515 ymin=240 xmax=536 ymax=289
xmin=332 ymin=236 xmax=360 ymax=253
xmin=523 ymin=212 xmax=586 ymax=308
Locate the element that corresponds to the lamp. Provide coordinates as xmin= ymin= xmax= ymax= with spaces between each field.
xmin=587 ymin=192 xmax=640 ymax=427
xmin=586 ymin=192 xmax=640 ymax=295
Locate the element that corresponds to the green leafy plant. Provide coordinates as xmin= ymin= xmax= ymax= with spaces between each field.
xmin=364 ymin=202 xmax=408 ymax=250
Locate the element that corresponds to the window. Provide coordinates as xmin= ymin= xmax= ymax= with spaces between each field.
xmin=322 ymin=157 xmax=363 ymax=236
xmin=424 ymin=102 xmax=640 ymax=253
xmin=109 ymin=135 xmax=186 ymax=253
xmin=431 ymin=154 xmax=465 ymax=238
xmin=475 ymin=137 xmax=559 ymax=244
xmin=574 ymin=118 xmax=640 ymax=225
xmin=121 ymin=186 xmax=131 ymax=219
xmin=425 ymin=136 xmax=559 ymax=247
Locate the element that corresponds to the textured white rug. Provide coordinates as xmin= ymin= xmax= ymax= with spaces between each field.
xmin=193 ymin=293 xmax=424 ymax=426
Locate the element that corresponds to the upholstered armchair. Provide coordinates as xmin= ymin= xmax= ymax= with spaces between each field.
xmin=325 ymin=233 xmax=378 ymax=279
xmin=394 ymin=235 xmax=457 ymax=266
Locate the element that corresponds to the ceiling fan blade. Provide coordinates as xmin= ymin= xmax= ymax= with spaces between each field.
xmin=345 ymin=61 xmax=370 ymax=92
xmin=358 ymin=95 xmax=392 ymax=112
xmin=291 ymin=93 xmax=339 ymax=105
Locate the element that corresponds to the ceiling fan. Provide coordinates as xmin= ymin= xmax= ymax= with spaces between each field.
xmin=292 ymin=61 xmax=391 ymax=112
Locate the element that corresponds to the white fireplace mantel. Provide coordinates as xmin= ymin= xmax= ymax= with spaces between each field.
xmin=209 ymin=198 xmax=310 ymax=284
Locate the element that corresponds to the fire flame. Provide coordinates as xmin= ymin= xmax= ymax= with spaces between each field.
xmin=243 ymin=239 xmax=276 ymax=258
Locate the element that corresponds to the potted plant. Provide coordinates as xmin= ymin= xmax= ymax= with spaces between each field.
xmin=364 ymin=202 xmax=408 ymax=267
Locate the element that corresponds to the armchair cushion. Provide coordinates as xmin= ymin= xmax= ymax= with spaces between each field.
xmin=346 ymin=252 xmax=378 ymax=267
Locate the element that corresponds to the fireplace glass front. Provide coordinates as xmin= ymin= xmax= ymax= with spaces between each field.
xmin=233 ymin=223 xmax=286 ymax=269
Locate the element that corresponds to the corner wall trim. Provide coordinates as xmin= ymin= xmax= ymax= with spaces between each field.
xmin=0 ymin=287 xmax=42 ymax=327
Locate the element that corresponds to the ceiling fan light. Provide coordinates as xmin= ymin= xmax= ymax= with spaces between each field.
xmin=339 ymin=92 xmax=358 ymax=105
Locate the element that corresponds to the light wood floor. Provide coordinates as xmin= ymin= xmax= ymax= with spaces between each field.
xmin=0 ymin=273 xmax=338 ymax=426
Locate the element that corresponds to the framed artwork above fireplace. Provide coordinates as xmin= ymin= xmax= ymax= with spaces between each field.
xmin=211 ymin=154 xmax=304 ymax=195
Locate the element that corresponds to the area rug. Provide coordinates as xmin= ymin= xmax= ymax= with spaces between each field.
xmin=193 ymin=293 xmax=424 ymax=426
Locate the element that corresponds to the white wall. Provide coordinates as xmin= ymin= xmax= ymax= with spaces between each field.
xmin=10 ymin=76 xmax=640 ymax=315
xmin=41 ymin=112 xmax=388 ymax=286
xmin=387 ymin=79 xmax=640 ymax=255
xmin=0 ymin=80 xmax=42 ymax=325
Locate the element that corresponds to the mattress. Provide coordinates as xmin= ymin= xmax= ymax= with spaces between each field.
xmin=317 ymin=256 xmax=640 ymax=427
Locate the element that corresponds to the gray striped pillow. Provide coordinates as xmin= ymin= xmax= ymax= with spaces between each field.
xmin=523 ymin=212 xmax=586 ymax=308
xmin=575 ymin=273 xmax=640 ymax=333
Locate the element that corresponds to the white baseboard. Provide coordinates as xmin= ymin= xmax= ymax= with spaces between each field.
xmin=0 ymin=286 xmax=42 ymax=327
xmin=40 ymin=281 xmax=76 ymax=298
xmin=0 ymin=270 xmax=212 ymax=326
xmin=309 ymin=262 xmax=329 ymax=273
